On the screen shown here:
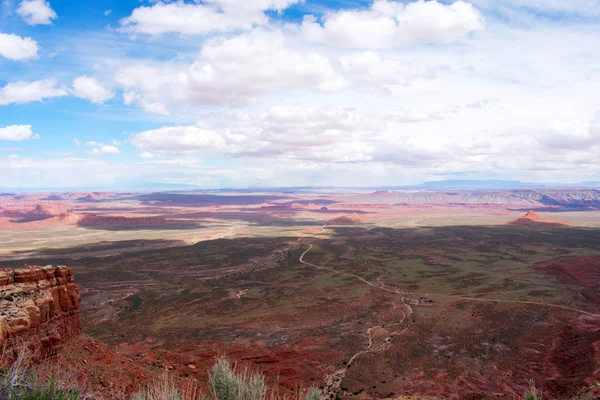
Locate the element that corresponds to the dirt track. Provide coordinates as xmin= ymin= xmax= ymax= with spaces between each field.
xmin=299 ymin=242 xmax=600 ymax=319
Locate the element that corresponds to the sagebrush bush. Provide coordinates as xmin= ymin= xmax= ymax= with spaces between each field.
xmin=208 ymin=358 xmax=266 ymax=400
xmin=522 ymin=380 xmax=542 ymax=400
xmin=131 ymin=373 xmax=184 ymax=400
xmin=0 ymin=351 xmax=80 ymax=400
xmin=135 ymin=358 xmax=321 ymax=400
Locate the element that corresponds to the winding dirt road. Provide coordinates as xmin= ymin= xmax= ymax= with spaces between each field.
xmin=299 ymin=243 xmax=413 ymax=397
xmin=297 ymin=240 xmax=600 ymax=397
xmin=299 ymin=243 xmax=600 ymax=318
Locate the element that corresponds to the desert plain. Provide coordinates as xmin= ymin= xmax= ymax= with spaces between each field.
xmin=1 ymin=188 xmax=600 ymax=399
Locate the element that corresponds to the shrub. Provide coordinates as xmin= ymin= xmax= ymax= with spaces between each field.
xmin=208 ymin=358 xmax=265 ymax=400
xmin=522 ymin=380 xmax=542 ymax=400
xmin=0 ymin=351 xmax=80 ymax=400
xmin=131 ymin=373 xmax=184 ymax=400
xmin=135 ymin=358 xmax=320 ymax=400
xmin=303 ymin=388 xmax=322 ymax=400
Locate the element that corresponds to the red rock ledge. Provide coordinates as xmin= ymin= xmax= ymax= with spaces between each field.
xmin=0 ymin=265 xmax=80 ymax=361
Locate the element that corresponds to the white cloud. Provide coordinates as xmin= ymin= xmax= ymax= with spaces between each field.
xmin=340 ymin=52 xmax=435 ymax=91
xmin=142 ymin=101 xmax=170 ymax=116
xmin=0 ymin=32 xmax=39 ymax=60
xmin=536 ymin=113 xmax=600 ymax=151
xmin=17 ymin=0 xmax=56 ymax=25
xmin=131 ymin=107 xmax=380 ymax=162
xmin=87 ymin=144 xmax=121 ymax=155
xmin=84 ymin=141 xmax=121 ymax=155
xmin=0 ymin=125 xmax=39 ymax=141
xmin=4 ymin=0 xmax=600 ymax=188
xmin=71 ymin=76 xmax=114 ymax=104
xmin=120 ymin=0 xmax=302 ymax=35
xmin=0 ymin=79 xmax=68 ymax=105
xmin=301 ymin=0 xmax=484 ymax=49
xmin=73 ymin=138 xmax=81 ymax=147
xmin=131 ymin=124 xmax=228 ymax=154
xmin=116 ymin=29 xmax=345 ymax=111
xmin=471 ymin=0 xmax=600 ymax=18
xmin=104 ymin=9 xmax=111 ymax=16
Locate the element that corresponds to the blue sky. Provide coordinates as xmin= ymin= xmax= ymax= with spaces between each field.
xmin=1 ymin=0 xmax=600 ymax=189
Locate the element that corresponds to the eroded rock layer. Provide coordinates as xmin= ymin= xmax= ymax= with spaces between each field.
xmin=0 ymin=265 xmax=80 ymax=360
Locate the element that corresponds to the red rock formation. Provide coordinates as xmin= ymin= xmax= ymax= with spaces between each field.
xmin=79 ymin=214 xmax=167 ymax=227
xmin=0 ymin=265 xmax=80 ymax=361
xmin=325 ymin=215 xmax=361 ymax=225
xmin=509 ymin=211 xmax=569 ymax=227
xmin=369 ymin=190 xmax=392 ymax=196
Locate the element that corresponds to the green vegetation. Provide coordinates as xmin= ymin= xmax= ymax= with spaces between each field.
xmin=134 ymin=358 xmax=322 ymax=400
xmin=0 ymin=353 xmax=560 ymax=400
xmin=131 ymin=373 xmax=191 ymax=400
xmin=522 ymin=381 xmax=542 ymax=400
xmin=208 ymin=358 xmax=266 ymax=400
xmin=0 ymin=353 xmax=79 ymax=400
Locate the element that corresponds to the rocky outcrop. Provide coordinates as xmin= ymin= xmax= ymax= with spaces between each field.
xmin=509 ymin=211 xmax=569 ymax=227
xmin=0 ymin=265 xmax=80 ymax=361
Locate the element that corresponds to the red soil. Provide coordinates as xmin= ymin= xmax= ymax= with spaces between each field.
xmin=536 ymin=256 xmax=600 ymax=304
xmin=46 ymin=335 xmax=157 ymax=400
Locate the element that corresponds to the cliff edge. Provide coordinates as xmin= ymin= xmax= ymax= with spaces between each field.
xmin=0 ymin=265 xmax=80 ymax=361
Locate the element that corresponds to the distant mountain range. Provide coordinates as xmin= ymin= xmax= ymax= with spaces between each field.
xmin=414 ymin=180 xmax=600 ymax=190
xmin=3 ymin=180 xmax=600 ymax=192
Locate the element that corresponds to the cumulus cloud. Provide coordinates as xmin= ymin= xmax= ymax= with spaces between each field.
xmin=131 ymin=107 xmax=381 ymax=162
xmin=0 ymin=79 xmax=68 ymax=105
xmin=341 ymin=52 xmax=435 ymax=91
xmin=536 ymin=113 xmax=600 ymax=151
xmin=120 ymin=0 xmax=302 ymax=35
xmin=116 ymin=29 xmax=345 ymax=111
xmin=71 ymin=76 xmax=114 ymax=104
xmin=17 ymin=0 xmax=56 ymax=25
xmin=301 ymin=0 xmax=484 ymax=49
xmin=0 ymin=32 xmax=39 ymax=60
xmin=0 ymin=124 xmax=39 ymax=141
xmin=5 ymin=0 xmax=600 ymax=188
xmin=85 ymin=142 xmax=121 ymax=155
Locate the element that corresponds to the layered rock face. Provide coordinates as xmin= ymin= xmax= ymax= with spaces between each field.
xmin=0 ymin=265 xmax=80 ymax=360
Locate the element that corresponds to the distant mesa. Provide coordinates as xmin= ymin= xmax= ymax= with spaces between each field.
xmin=2 ymin=203 xmax=72 ymax=223
xmin=370 ymin=190 xmax=392 ymax=196
xmin=509 ymin=211 xmax=569 ymax=227
xmin=79 ymin=214 xmax=167 ymax=227
xmin=44 ymin=195 xmax=63 ymax=201
xmin=33 ymin=204 xmax=56 ymax=215
xmin=75 ymin=192 xmax=115 ymax=201
xmin=77 ymin=194 xmax=96 ymax=201
xmin=325 ymin=215 xmax=361 ymax=225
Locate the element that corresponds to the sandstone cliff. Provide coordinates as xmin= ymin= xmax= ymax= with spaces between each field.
xmin=0 ymin=265 xmax=80 ymax=361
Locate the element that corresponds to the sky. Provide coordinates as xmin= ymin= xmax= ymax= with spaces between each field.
xmin=0 ymin=0 xmax=599 ymax=189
